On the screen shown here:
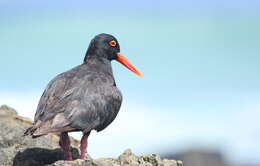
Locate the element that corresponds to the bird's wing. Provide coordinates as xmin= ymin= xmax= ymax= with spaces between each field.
xmin=34 ymin=73 xmax=74 ymax=122
xmin=24 ymin=70 xmax=79 ymax=137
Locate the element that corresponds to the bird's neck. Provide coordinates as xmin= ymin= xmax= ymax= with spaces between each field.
xmin=84 ymin=48 xmax=109 ymax=63
xmin=84 ymin=56 xmax=114 ymax=77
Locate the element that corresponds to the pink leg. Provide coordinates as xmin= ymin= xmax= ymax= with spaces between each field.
xmin=59 ymin=132 xmax=73 ymax=161
xmin=79 ymin=132 xmax=90 ymax=159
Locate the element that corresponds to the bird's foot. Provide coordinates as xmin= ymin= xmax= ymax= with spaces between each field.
xmin=64 ymin=152 xmax=73 ymax=161
xmin=79 ymin=132 xmax=90 ymax=160
xmin=79 ymin=153 xmax=85 ymax=160
xmin=59 ymin=132 xmax=73 ymax=161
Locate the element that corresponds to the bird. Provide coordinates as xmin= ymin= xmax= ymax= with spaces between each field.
xmin=24 ymin=33 xmax=143 ymax=160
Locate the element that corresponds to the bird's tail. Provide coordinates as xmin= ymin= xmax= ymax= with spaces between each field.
xmin=24 ymin=125 xmax=46 ymax=138
xmin=24 ymin=126 xmax=35 ymax=137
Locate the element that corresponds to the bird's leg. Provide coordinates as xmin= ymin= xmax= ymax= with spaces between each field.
xmin=59 ymin=132 xmax=73 ymax=161
xmin=79 ymin=132 xmax=90 ymax=159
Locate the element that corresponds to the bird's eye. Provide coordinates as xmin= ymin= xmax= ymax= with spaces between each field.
xmin=109 ymin=40 xmax=117 ymax=47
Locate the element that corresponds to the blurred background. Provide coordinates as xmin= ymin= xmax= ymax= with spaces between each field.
xmin=0 ymin=0 xmax=260 ymax=166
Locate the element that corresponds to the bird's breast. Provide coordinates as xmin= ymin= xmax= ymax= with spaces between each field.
xmin=92 ymin=85 xmax=122 ymax=132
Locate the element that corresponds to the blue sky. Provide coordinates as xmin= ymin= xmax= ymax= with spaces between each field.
xmin=1 ymin=1 xmax=260 ymax=165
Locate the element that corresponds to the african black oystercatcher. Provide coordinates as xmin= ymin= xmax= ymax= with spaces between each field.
xmin=24 ymin=33 xmax=143 ymax=160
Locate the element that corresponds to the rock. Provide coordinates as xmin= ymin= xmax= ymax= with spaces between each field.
xmin=50 ymin=159 xmax=95 ymax=166
xmin=165 ymin=149 xmax=259 ymax=166
xmin=50 ymin=149 xmax=183 ymax=166
xmin=93 ymin=149 xmax=183 ymax=166
xmin=0 ymin=105 xmax=183 ymax=166
xmin=0 ymin=105 xmax=79 ymax=166
xmin=163 ymin=149 xmax=228 ymax=166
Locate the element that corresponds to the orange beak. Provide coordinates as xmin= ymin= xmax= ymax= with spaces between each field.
xmin=116 ymin=53 xmax=144 ymax=77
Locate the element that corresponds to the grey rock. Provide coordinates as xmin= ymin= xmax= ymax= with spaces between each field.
xmin=0 ymin=105 xmax=182 ymax=166
xmin=163 ymin=149 xmax=227 ymax=166
xmin=0 ymin=105 xmax=80 ymax=166
xmin=51 ymin=149 xmax=183 ymax=166
xmin=92 ymin=149 xmax=183 ymax=166
xmin=162 ymin=149 xmax=259 ymax=166
xmin=50 ymin=159 xmax=96 ymax=166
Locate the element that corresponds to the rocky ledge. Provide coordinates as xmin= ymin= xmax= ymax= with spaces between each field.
xmin=0 ymin=105 xmax=183 ymax=166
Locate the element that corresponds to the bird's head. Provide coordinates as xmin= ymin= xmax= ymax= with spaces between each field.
xmin=84 ymin=33 xmax=143 ymax=77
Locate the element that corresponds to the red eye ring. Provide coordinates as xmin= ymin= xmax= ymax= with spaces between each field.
xmin=109 ymin=40 xmax=117 ymax=47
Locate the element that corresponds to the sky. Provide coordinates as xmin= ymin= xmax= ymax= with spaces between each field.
xmin=0 ymin=0 xmax=260 ymax=165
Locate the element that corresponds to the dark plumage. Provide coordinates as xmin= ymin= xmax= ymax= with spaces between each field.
xmin=24 ymin=33 xmax=143 ymax=160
